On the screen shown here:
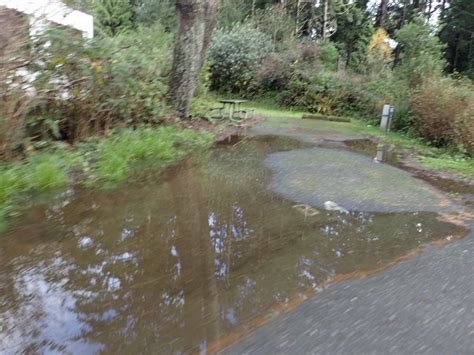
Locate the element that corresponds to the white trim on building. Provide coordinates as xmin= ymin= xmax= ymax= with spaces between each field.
xmin=0 ymin=0 xmax=93 ymax=38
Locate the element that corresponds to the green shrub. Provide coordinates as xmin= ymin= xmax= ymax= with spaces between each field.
xmin=209 ymin=23 xmax=272 ymax=92
xmin=251 ymin=40 xmax=338 ymax=96
xmin=453 ymin=99 xmax=474 ymax=154
xmin=410 ymin=78 xmax=472 ymax=148
xmin=318 ymin=40 xmax=339 ymax=71
xmin=28 ymin=23 xmax=172 ymax=143
xmin=93 ymin=0 xmax=134 ymax=37
xmin=395 ymin=18 xmax=446 ymax=88
xmin=252 ymin=52 xmax=295 ymax=94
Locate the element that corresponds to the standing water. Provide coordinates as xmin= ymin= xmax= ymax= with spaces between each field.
xmin=0 ymin=136 xmax=467 ymax=353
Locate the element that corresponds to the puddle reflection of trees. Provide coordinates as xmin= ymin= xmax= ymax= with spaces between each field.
xmin=0 ymin=140 xmax=466 ymax=354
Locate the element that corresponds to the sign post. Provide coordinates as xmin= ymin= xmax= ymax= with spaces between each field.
xmin=380 ymin=104 xmax=395 ymax=133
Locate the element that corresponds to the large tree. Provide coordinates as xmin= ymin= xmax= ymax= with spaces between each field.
xmin=169 ymin=0 xmax=219 ymax=119
xmin=440 ymin=0 xmax=474 ymax=79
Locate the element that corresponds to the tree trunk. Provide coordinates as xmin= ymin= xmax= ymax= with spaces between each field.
xmin=393 ymin=0 xmax=409 ymax=67
xmin=375 ymin=0 xmax=388 ymax=28
xmin=345 ymin=39 xmax=353 ymax=69
xmin=440 ymin=0 xmax=447 ymax=20
xmin=169 ymin=0 xmax=218 ymax=119
xmin=322 ymin=0 xmax=328 ymax=40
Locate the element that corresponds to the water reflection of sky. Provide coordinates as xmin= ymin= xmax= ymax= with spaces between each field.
xmin=1 ymin=258 xmax=104 ymax=354
xmin=0 ymin=137 xmax=466 ymax=354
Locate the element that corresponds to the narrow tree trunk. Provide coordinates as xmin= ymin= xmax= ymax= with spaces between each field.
xmin=200 ymin=0 xmax=219 ymax=69
xmin=440 ymin=0 xmax=447 ymax=20
xmin=375 ymin=0 xmax=388 ymax=28
xmin=169 ymin=0 xmax=218 ymax=119
xmin=345 ymin=40 xmax=353 ymax=69
xmin=393 ymin=0 xmax=408 ymax=67
xmin=452 ymin=33 xmax=461 ymax=72
xmin=295 ymin=0 xmax=302 ymax=36
xmin=426 ymin=0 xmax=432 ymax=20
xmin=322 ymin=0 xmax=328 ymax=39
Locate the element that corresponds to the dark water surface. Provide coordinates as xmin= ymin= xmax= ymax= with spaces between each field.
xmin=0 ymin=136 xmax=467 ymax=353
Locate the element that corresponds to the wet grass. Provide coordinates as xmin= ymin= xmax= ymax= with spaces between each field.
xmin=245 ymin=100 xmax=473 ymax=179
xmin=363 ymin=128 xmax=474 ymax=178
xmin=416 ymin=156 xmax=474 ymax=178
xmin=243 ymin=100 xmax=309 ymax=119
xmin=95 ymin=127 xmax=213 ymax=182
xmin=0 ymin=126 xmax=214 ymax=230
xmin=0 ymin=150 xmax=84 ymax=232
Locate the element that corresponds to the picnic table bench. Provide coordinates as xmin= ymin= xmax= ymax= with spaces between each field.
xmin=209 ymin=99 xmax=255 ymax=122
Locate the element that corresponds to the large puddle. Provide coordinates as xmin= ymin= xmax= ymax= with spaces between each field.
xmin=0 ymin=135 xmax=468 ymax=353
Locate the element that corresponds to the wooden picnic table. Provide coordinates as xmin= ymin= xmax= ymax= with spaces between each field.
xmin=219 ymin=99 xmax=248 ymax=121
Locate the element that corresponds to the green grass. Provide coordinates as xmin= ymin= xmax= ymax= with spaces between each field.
xmin=0 ymin=149 xmax=83 ymax=228
xmin=246 ymin=99 xmax=473 ymax=179
xmin=242 ymin=99 xmax=309 ymax=119
xmin=357 ymin=126 xmax=473 ymax=178
xmin=416 ymin=156 xmax=474 ymax=178
xmin=0 ymin=126 xmax=214 ymax=231
xmin=95 ymin=126 xmax=213 ymax=182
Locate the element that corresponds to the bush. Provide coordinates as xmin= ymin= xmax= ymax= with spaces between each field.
xmin=209 ymin=23 xmax=272 ymax=92
xmin=10 ymin=22 xmax=172 ymax=149
xmin=453 ymin=100 xmax=474 ymax=154
xmin=395 ymin=18 xmax=446 ymax=88
xmin=318 ymin=40 xmax=339 ymax=71
xmin=410 ymin=78 xmax=472 ymax=149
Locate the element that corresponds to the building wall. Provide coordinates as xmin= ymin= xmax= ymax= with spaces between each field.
xmin=0 ymin=0 xmax=93 ymax=38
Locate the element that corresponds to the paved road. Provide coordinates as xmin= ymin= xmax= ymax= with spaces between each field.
xmin=225 ymin=220 xmax=474 ymax=354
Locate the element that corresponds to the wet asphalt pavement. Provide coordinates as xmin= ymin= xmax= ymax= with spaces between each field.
xmin=224 ymin=220 xmax=474 ymax=354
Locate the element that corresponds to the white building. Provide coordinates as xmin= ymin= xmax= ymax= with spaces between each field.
xmin=0 ymin=0 xmax=93 ymax=38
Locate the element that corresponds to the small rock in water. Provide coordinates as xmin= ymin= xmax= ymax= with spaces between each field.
xmin=324 ymin=201 xmax=349 ymax=214
xmin=293 ymin=204 xmax=320 ymax=217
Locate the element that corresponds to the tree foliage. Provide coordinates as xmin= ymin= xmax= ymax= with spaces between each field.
xmin=209 ymin=24 xmax=272 ymax=92
xmin=93 ymin=0 xmax=135 ymax=37
xmin=395 ymin=17 xmax=445 ymax=87
xmin=440 ymin=0 xmax=474 ymax=79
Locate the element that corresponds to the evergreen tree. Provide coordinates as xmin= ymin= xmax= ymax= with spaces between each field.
xmin=93 ymin=0 xmax=134 ymax=37
xmin=440 ymin=0 xmax=474 ymax=79
xmin=332 ymin=5 xmax=374 ymax=70
xmin=395 ymin=17 xmax=446 ymax=87
xmin=134 ymin=0 xmax=176 ymax=30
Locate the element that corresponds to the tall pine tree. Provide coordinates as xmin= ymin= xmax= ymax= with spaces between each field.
xmin=440 ymin=0 xmax=474 ymax=78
